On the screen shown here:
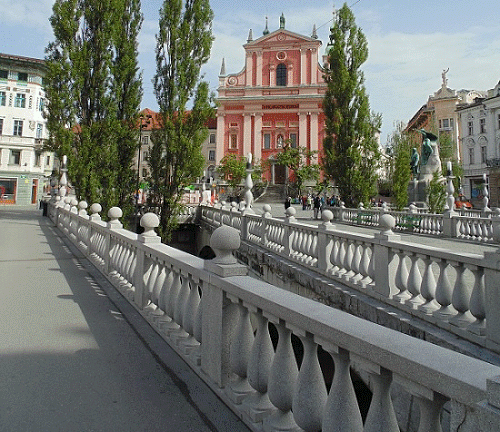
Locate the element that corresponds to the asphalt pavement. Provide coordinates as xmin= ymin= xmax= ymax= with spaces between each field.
xmin=0 ymin=206 xmax=249 ymax=432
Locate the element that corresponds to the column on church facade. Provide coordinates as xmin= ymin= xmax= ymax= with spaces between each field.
xmin=253 ymin=114 xmax=262 ymax=163
xmin=310 ymin=112 xmax=319 ymax=152
xmin=243 ymin=114 xmax=252 ymax=158
xmin=245 ymin=52 xmax=252 ymax=86
xmin=299 ymin=112 xmax=308 ymax=150
xmin=216 ymin=114 xmax=225 ymax=164
xmin=310 ymin=49 xmax=317 ymax=85
xmin=256 ymin=52 xmax=263 ymax=86
xmin=300 ymin=49 xmax=307 ymax=85
xmin=287 ymin=64 xmax=293 ymax=87
xmin=269 ymin=65 xmax=275 ymax=87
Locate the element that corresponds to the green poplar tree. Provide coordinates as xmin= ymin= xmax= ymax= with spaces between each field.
xmin=44 ymin=0 xmax=143 ymax=218
xmin=322 ymin=3 xmax=381 ymax=207
xmin=149 ymin=0 xmax=215 ymax=242
xmin=388 ymin=122 xmax=413 ymax=210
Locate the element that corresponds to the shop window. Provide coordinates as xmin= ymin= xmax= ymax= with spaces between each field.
xmin=276 ymin=63 xmax=287 ymax=86
xmin=0 ymin=178 xmax=17 ymax=202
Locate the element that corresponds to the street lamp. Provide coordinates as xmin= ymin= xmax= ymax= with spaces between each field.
xmin=136 ymin=113 xmax=151 ymax=232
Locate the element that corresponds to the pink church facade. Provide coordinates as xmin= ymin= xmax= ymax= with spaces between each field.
xmin=216 ymin=17 xmax=327 ymax=184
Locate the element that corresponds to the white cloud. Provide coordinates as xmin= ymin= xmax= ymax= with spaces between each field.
xmin=0 ymin=0 xmax=53 ymax=33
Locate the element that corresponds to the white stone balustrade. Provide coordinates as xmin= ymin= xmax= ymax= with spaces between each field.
xmin=47 ymin=198 xmax=500 ymax=432
xmin=200 ymin=203 xmax=500 ymax=353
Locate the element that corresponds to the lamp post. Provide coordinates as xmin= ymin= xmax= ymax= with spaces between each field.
xmin=136 ymin=113 xmax=151 ymax=232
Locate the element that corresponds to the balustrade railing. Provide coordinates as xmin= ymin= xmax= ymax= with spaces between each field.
xmin=200 ymin=204 xmax=500 ymax=353
xmin=47 ymin=198 xmax=500 ymax=432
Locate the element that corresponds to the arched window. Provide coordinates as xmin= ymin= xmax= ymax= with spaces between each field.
xmin=276 ymin=63 xmax=287 ymax=86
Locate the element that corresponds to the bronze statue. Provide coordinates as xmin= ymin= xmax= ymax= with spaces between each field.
xmin=418 ymin=129 xmax=437 ymax=166
xmin=410 ymin=148 xmax=420 ymax=177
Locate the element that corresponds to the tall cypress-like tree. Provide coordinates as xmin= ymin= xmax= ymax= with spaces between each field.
xmin=44 ymin=0 xmax=143 ymax=217
xmin=388 ymin=122 xmax=413 ymax=210
xmin=322 ymin=3 xmax=381 ymax=207
xmin=149 ymin=0 xmax=215 ymax=242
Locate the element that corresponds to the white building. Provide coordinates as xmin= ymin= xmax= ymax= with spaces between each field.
xmin=457 ymin=80 xmax=500 ymax=208
xmin=0 ymin=53 xmax=53 ymax=205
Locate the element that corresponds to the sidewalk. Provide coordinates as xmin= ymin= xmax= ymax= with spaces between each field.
xmin=0 ymin=206 xmax=249 ymax=432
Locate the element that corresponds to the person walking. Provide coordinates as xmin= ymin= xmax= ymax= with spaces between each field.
xmin=313 ymin=195 xmax=321 ymax=219
xmin=285 ymin=196 xmax=292 ymax=210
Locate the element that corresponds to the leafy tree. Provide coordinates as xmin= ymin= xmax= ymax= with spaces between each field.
xmin=217 ymin=154 xmax=247 ymax=189
xmin=322 ymin=3 xmax=381 ymax=207
xmin=275 ymin=144 xmax=320 ymax=196
xmin=387 ymin=122 xmax=413 ymax=210
xmin=44 ymin=0 xmax=143 ymax=219
xmin=149 ymin=0 xmax=214 ymax=242
xmin=438 ymin=131 xmax=462 ymax=193
xmin=426 ymin=171 xmax=446 ymax=213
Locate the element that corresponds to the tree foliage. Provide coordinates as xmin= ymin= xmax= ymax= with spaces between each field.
xmin=275 ymin=144 xmax=320 ymax=196
xmin=44 ymin=0 xmax=143 ymax=219
xmin=322 ymin=3 xmax=381 ymax=207
xmin=426 ymin=171 xmax=446 ymax=213
xmin=387 ymin=122 xmax=413 ymax=210
xmin=148 ymin=0 xmax=214 ymax=242
xmin=217 ymin=154 xmax=247 ymax=189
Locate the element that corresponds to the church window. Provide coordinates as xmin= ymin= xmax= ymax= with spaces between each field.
xmin=289 ymin=133 xmax=297 ymax=148
xmin=263 ymin=134 xmax=271 ymax=149
xmin=230 ymin=134 xmax=238 ymax=149
xmin=276 ymin=63 xmax=287 ymax=86
xmin=469 ymin=147 xmax=475 ymax=165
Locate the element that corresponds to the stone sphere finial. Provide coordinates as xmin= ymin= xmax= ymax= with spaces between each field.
xmin=90 ymin=203 xmax=102 ymax=215
xmin=379 ymin=213 xmax=396 ymax=235
xmin=140 ymin=213 xmax=160 ymax=237
xmin=322 ymin=209 xmax=333 ymax=224
xmin=78 ymin=201 xmax=88 ymax=216
xmin=108 ymin=207 xmax=123 ymax=229
xmin=285 ymin=206 xmax=296 ymax=218
xmin=210 ymin=225 xmax=240 ymax=264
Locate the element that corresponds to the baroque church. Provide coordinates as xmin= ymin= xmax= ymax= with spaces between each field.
xmin=215 ymin=14 xmax=328 ymax=184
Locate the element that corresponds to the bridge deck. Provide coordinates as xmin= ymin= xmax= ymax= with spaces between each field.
xmin=0 ymin=206 xmax=248 ymax=432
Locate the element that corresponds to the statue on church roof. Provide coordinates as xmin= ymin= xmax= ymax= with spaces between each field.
xmin=280 ymin=13 xmax=285 ymax=29
xmin=441 ymin=68 xmax=449 ymax=87
xmin=263 ymin=16 xmax=269 ymax=35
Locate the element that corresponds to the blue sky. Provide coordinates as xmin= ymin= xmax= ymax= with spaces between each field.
xmin=1 ymin=0 xmax=499 ymax=144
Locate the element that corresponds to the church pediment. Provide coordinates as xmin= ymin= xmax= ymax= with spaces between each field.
xmin=245 ymin=29 xmax=320 ymax=49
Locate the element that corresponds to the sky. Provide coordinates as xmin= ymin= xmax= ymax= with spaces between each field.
xmin=1 ymin=0 xmax=499 ymax=144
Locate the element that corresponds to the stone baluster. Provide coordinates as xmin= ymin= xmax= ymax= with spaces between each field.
xmin=318 ymin=210 xmax=335 ymax=273
xmin=149 ymin=266 xmax=167 ymax=319
xmin=449 ymin=263 xmax=474 ymax=327
xmin=363 ymin=367 xmax=399 ymax=432
xmin=104 ymin=207 xmax=123 ymax=276
xmin=418 ymin=256 xmax=439 ymax=314
xmin=156 ymin=266 xmax=174 ymax=324
xmin=468 ymin=266 xmax=486 ymax=335
xmin=406 ymin=252 xmax=425 ymax=308
xmin=322 ymin=346 xmax=363 ymax=432
xmin=330 ymin=236 xmax=341 ymax=276
xmin=283 ymin=207 xmax=296 ymax=258
xmin=263 ymin=320 xmax=300 ymax=432
xmin=242 ymin=309 xmax=276 ymax=422
xmin=360 ymin=242 xmax=373 ymax=286
xmin=292 ymin=333 xmax=328 ymax=432
xmin=160 ymin=267 xmax=182 ymax=335
xmin=88 ymin=203 xmax=101 ymax=259
xmin=433 ymin=259 xmax=456 ymax=320
xmin=351 ymin=241 xmax=362 ymax=281
xmin=179 ymin=276 xmax=202 ymax=355
xmin=394 ymin=250 xmax=411 ymax=302
xmin=142 ymin=260 xmax=158 ymax=316
xmin=415 ymin=393 xmax=447 ymax=432
xmin=226 ymin=301 xmax=254 ymax=404
xmin=171 ymin=271 xmax=191 ymax=342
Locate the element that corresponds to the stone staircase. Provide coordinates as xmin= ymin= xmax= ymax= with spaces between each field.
xmin=254 ymin=184 xmax=285 ymax=203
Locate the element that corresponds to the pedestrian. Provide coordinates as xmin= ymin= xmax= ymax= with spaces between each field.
xmin=313 ymin=195 xmax=321 ymax=219
xmin=285 ymin=196 xmax=291 ymax=210
xmin=307 ymin=194 xmax=312 ymax=210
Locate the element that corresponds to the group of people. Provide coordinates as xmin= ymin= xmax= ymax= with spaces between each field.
xmin=284 ymin=193 xmax=341 ymax=219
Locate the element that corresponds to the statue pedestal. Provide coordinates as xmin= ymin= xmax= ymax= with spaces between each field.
xmin=408 ymin=179 xmax=429 ymax=205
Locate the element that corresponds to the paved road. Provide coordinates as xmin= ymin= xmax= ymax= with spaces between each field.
xmin=0 ymin=206 xmax=249 ymax=432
